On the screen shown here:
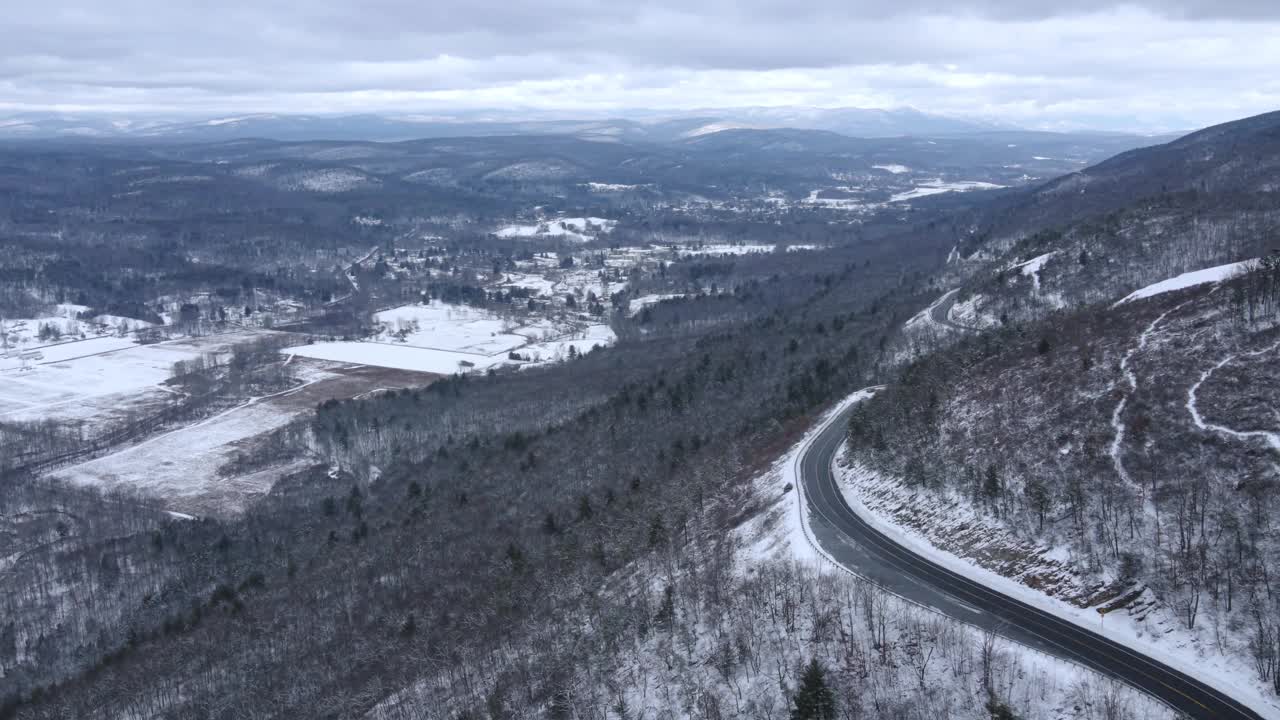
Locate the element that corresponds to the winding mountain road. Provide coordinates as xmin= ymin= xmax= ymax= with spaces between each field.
xmin=928 ymin=288 xmax=983 ymax=332
xmin=799 ymin=399 xmax=1267 ymax=720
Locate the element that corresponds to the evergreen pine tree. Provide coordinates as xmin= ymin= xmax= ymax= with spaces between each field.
xmin=983 ymin=464 xmax=1002 ymax=501
xmin=790 ymin=658 xmax=836 ymax=720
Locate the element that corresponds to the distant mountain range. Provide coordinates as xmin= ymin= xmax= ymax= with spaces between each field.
xmin=0 ymin=107 xmax=1051 ymax=144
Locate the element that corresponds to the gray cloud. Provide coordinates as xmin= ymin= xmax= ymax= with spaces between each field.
xmin=1 ymin=0 xmax=1278 ymax=129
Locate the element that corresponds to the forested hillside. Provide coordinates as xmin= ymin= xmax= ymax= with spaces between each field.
xmin=3 ymin=109 xmax=1276 ymax=719
xmin=937 ymin=111 xmax=1280 ymax=328
xmin=846 ymin=113 xmax=1280 ymax=703
xmin=1 ymin=218 xmax=957 ymax=716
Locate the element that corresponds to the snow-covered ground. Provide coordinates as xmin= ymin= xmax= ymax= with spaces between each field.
xmin=680 ymin=120 xmax=752 ymax=137
xmin=0 ymin=307 xmax=153 ymax=361
xmin=674 ymin=242 xmax=819 ymax=256
xmin=278 ymin=168 xmax=378 ymax=193
xmin=129 ymin=175 xmax=213 ymax=187
xmin=831 ymin=429 xmax=1280 ymax=719
xmin=514 ymin=322 xmax=615 ymax=364
xmin=1013 ymin=251 xmax=1058 ymax=292
xmin=41 ymin=353 xmax=438 ymax=516
xmin=497 ymin=272 xmax=560 ymax=297
xmin=0 ymin=332 xmax=270 ymax=423
xmin=872 ymin=163 xmax=911 ymax=174
xmin=582 ymin=182 xmax=644 ymax=192
xmin=3 ymin=321 xmax=451 ymax=515
xmin=948 ymin=293 xmax=1001 ymax=329
xmin=504 ymin=264 xmax=626 ymax=301
xmin=904 ymin=289 xmax=958 ymax=333
xmin=741 ymin=388 xmax=881 ymax=566
xmin=494 ymin=217 xmax=617 ymax=242
xmin=372 ymin=303 xmax=529 ymax=354
xmin=725 ymin=389 xmax=1176 ymax=720
xmin=284 ymin=302 xmax=616 ymax=374
xmin=1186 ymin=337 xmax=1280 ymax=452
xmin=677 ymin=243 xmax=774 ymax=256
xmin=232 ymin=163 xmax=277 ymax=178
xmin=802 ymin=186 xmax=872 ymax=210
xmin=0 ymin=334 xmax=138 ymax=372
xmin=627 ymin=293 xmax=684 ymax=316
xmin=371 ymin=386 xmax=1172 ymax=720
xmin=1117 ymin=259 xmax=1257 ymax=305
xmin=50 ymin=381 xmax=319 ymax=514
xmin=482 ymin=161 xmax=578 ymax=181
xmin=285 ymin=340 xmax=508 ymax=375
xmin=890 ymin=180 xmax=1006 ymax=202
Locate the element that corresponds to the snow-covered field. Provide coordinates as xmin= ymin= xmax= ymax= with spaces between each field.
xmin=284 ymin=302 xmax=616 ymax=374
xmin=0 ymin=331 xmax=268 ymax=423
xmin=494 ymin=216 xmax=616 ymax=242
xmin=583 ymin=182 xmax=645 ymax=192
xmin=675 ymin=242 xmax=818 ymax=256
xmin=42 ymin=356 xmax=440 ymax=515
xmin=503 ymin=264 xmax=626 ymax=300
xmin=49 ymin=383 xmax=318 ymax=514
xmin=517 ymin=322 xmax=614 ymax=364
xmin=497 ymin=272 xmax=560 ymax=297
xmin=1 ymin=304 xmax=153 ymax=359
xmin=628 ymin=293 xmax=684 ymax=316
xmin=890 ymin=180 xmax=1006 ymax=202
xmin=804 ymin=188 xmax=874 ymax=210
xmin=0 ymin=334 xmax=138 ymax=373
xmin=373 ymin=303 xmax=529 ymax=354
xmin=284 ymin=341 xmax=502 ymax=375
xmin=677 ymin=242 xmax=775 ymax=256
xmin=17 ymin=330 xmax=442 ymax=514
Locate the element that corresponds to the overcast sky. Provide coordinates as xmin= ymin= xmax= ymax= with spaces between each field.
xmin=2 ymin=0 xmax=1278 ymax=130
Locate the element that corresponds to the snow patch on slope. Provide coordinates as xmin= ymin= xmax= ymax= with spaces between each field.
xmin=1118 ymin=259 xmax=1257 ymax=305
xmin=681 ymin=121 xmax=753 ymax=138
xmin=1012 ymin=251 xmax=1057 ymax=292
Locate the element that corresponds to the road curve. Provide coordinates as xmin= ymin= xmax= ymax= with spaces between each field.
xmin=929 ymin=288 xmax=982 ymax=333
xmin=799 ymin=399 xmax=1267 ymax=720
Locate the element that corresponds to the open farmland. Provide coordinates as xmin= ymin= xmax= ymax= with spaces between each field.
xmin=47 ymin=359 xmax=435 ymax=516
xmin=284 ymin=301 xmax=616 ymax=374
xmin=0 ymin=330 xmax=271 ymax=423
xmin=1 ymin=328 xmax=440 ymax=515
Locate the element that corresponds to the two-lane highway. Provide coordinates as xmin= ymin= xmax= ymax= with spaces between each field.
xmin=799 ymin=399 xmax=1266 ymax=720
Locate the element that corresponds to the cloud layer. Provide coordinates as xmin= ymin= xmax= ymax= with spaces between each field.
xmin=2 ymin=0 xmax=1278 ymax=129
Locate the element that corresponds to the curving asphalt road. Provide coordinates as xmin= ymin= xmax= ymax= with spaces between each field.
xmin=929 ymin=288 xmax=983 ymax=333
xmin=800 ymin=401 xmax=1266 ymax=720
